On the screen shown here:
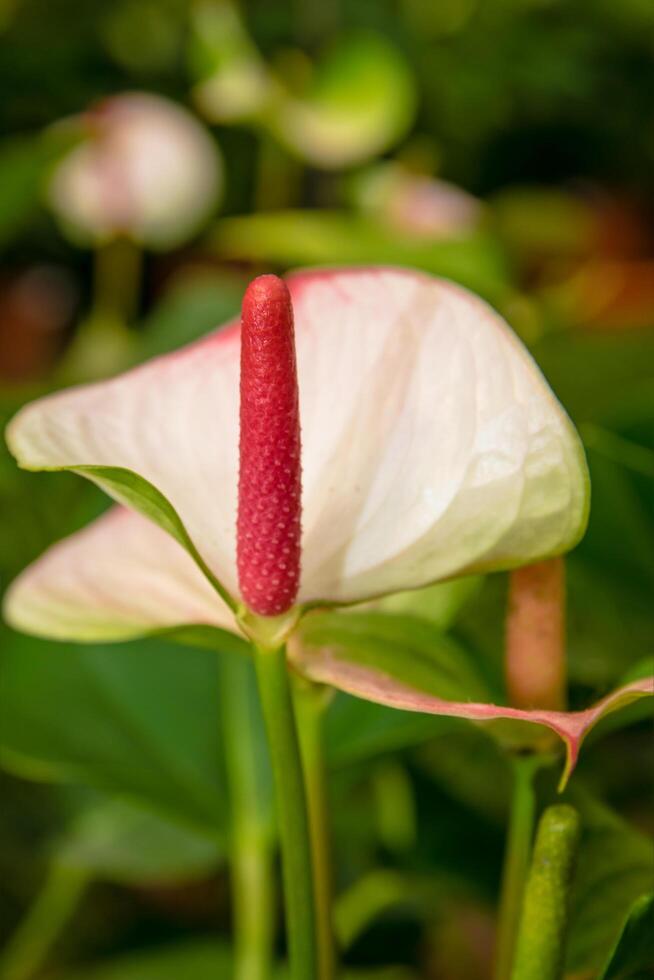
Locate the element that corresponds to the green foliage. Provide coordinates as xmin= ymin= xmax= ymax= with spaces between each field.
xmin=599 ymin=893 xmax=654 ymax=980
xmin=0 ymin=631 xmax=228 ymax=832
xmin=61 ymin=942 xmax=233 ymax=980
xmin=300 ymin=610 xmax=495 ymax=703
xmin=566 ymin=794 xmax=654 ymax=975
xmin=0 ymin=131 xmax=72 ymax=249
xmin=0 ymin=0 xmax=652 ymax=974
xmin=212 ymin=211 xmax=508 ymax=301
xmin=137 ymin=271 xmax=245 ymax=359
xmin=57 ymin=795 xmax=222 ymax=885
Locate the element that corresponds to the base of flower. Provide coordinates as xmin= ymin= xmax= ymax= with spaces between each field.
xmin=238 ymin=605 xmax=302 ymax=651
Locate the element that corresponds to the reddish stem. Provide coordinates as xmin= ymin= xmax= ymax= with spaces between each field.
xmin=505 ymin=557 xmax=566 ymax=711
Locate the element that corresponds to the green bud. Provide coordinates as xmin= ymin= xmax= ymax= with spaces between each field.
xmin=511 ymin=804 xmax=581 ymax=980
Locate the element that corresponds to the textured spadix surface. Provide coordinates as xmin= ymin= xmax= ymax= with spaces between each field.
xmin=6 ymin=267 xmax=589 ymax=611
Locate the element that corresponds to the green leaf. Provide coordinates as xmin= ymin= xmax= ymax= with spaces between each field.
xmin=137 ymin=272 xmax=245 ymax=360
xmin=272 ymin=33 xmax=416 ymax=168
xmin=312 ymin=610 xmax=491 ymax=767
xmin=211 ymin=211 xmax=508 ymax=302
xmin=60 ymin=942 xmax=417 ymax=980
xmin=566 ymin=793 xmax=654 ymax=975
xmin=371 ymin=577 xmax=483 ymax=631
xmin=0 ymin=630 xmax=228 ymax=833
xmin=0 ymin=130 xmax=74 ymax=249
xmin=533 ymin=329 xmax=654 ymax=427
xmin=598 ymin=892 xmax=654 ymax=979
xmin=294 ymin=611 xmax=652 ymax=786
xmin=57 ymin=796 xmax=222 ymax=885
xmin=326 ymin=693 xmax=464 ymax=768
xmin=299 ymin=611 xmax=494 ymax=703
xmin=60 ymin=942 xmax=232 ymax=980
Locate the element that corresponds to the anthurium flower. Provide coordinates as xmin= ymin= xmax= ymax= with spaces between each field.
xmin=48 ymin=93 xmax=222 ymax=248
xmin=5 ymin=267 xmax=590 ymax=646
xmin=353 ymin=163 xmax=483 ymax=240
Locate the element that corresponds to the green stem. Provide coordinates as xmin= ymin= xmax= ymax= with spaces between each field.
xmin=220 ymin=653 xmax=275 ymax=980
xmin=253 ymin=644 xmax=318 ymax=979
xmin=510 ymin=805 xmax=581 ymax=980
xmin=0 ymin=861 xmax=89 ymax=980
xmin=295 ymin=679 xmax=335 ymax=979
xmin=60 ymin=238 xmax=141 ymax=381
xmin=93 ymin=237 xmax=142 ymax=326
xmin=494 ymin=754 xmax=540 ymax=980
xmin=254 ymin=135 xmax=300 ymax=212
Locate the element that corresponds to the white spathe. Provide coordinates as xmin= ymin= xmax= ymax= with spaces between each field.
xmin=48 ymin=93 xmax=222 ymax=248
xmin=4 ymin=506 xmax=235 ymax=641
xmin=6 ymin=267 xmax=589 ymax=634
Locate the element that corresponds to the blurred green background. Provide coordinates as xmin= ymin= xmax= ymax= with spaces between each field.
xmin=0 ymin=0 xmax=653 ymax=978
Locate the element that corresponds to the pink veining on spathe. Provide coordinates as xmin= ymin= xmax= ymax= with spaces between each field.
xmin=237 ymin=275 xmax=302 ymax=616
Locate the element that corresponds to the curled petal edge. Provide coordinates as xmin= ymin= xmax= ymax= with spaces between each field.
xmin=290 ymin=645 xmax=653 ymax=790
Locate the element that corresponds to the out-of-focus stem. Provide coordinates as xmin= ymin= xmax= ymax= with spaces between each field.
xmin=511 ymin=804 xmax=581 ymax=980
xmin=93 ymin=237 xmax=142 ymax=326
xmin=60 ymin=238 xmax=141 ymax=381
xmin=0 ymin=861 xmax=89 ymax=980
xmin=295 ymin=677 xmax=335 ymax=979
xmin=220 ymin=652 xmax=275 ymax=980
xmin=494 ymin=754 xmax=540 ymax=980
xmin=505 ymin=557 xmax=566 ymax=711
xmin=253 ymin=643 xmax=318 ymax=980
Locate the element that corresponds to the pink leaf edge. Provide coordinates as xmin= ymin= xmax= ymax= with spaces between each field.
xmin=292 ymin=647 xmax=653 ymax=789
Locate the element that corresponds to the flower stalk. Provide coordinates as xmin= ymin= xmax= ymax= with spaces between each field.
xmin=220 ymin=652 xmax=275 ymax=980
xmin=494 ymin=754 xmax=540 ymax=980
xmin=0 ymin=861 xmax=89 ymax=980
xmin=295 ymin=677 xmax=336 ymax=979
xmin=505 ymin=557 xmax=566 ymax=712
xmin=253 ymin=642 xmax=318 ymax=979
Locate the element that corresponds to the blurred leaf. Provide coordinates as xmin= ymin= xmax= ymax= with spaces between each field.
xmin=211 ymin=211 xmax=508 ymax=301
xmin=0 ymin=130 xmax=74 ymax=249
xmin=101 ymin=0 xmax=183 ymax=74
xmin=566 ymin=793 xmax=654 ymax=975
xmin=61 ymin=942 xmax=232 ymax=980
xmin=533 ymin=329 xmax=654 ymax=427
xmin=598 ymin=892 xmax=654 ymax=980
xmin=272 ymin=33 xmax=416 ymax=168
xmin=314 ymin=610 xmax=492 ymax=766
xmin=61 ymin=941 xmax=417 ymax=980
xmin=326 ymin=693 xmax=464 ymax=768
xmin=491 ymin=186 xmax=595 ymax=264
xmin=370 ymin=577 xmax=482 ymax=631
xmin=0 ymin=631 xmax=228 ymax=833
xmin=137 ymin=271 xmax=245 ymax=360
xmin=190 ymin=0 xmax=270 ymax=123
xmin=58 ymin=796 xmax=222 ymax=885
xmin=415 ymin=727 xmax=510 ymax=824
